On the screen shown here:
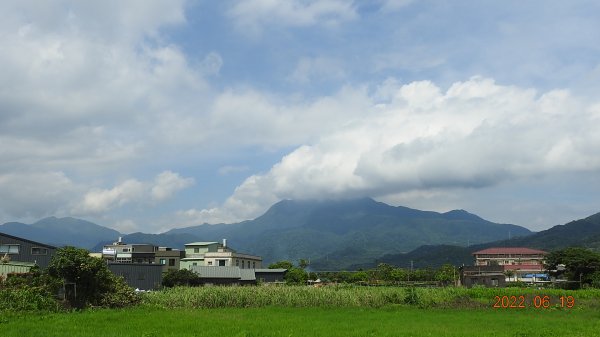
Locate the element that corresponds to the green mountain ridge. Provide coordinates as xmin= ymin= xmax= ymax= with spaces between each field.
xmin=0 ymin=216 xmax=120 ymax=249
xmin=165 ymin=198 xmax=531 ymax=269
xmin=375 ymin=211 xmax=600 ymax=269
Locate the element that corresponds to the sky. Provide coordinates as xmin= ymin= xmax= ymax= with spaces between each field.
xmin=1 ymin=0 xmax=600 ymax=234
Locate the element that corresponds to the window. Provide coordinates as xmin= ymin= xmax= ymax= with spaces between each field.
xmin=247 ymin=261 xmax=250 ymax=269
xmin=208 ymin=261 xmax=213 ymax=266
xmin=0 ymin=244 xmax=20 ymax=254
xmin=192 ymin=262 xmax=197 ymax=266
xmin=122 ymin=248 xmax=130 ymax=252
xmin=159 ymin=258 xmax=166 ymax=265
xmin=169 ymin=259 xmax=175 ymax=266
xmin=194 ymin=248 xmax=200 ymax=253
xmin=218 ymin=260 xmax=226 ymax=266
xmin=252 ymin=262 xmax=256 ymax=269
xmin=31 ymin=247 xmax=48 ymax=255
xmin=236 ymin=260 xmax=239 ymax=266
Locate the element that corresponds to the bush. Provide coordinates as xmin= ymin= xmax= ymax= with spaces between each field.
xmin=162 ymin=269 xmax=201 ymax=287
xmin=48 ymin=246 xmax=139 ymax=308
xmin=100 ymin=274 xmax=141 ymax=308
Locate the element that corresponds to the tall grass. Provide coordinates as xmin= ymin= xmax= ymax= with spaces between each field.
xmin=0 ymin=288 xmax=61 ymax=312
xmin=141 ymin=285 xmax=600 ymax=309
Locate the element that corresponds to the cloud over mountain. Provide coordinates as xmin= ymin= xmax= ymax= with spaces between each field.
xmin=179 ymin=77 xmax=600 ymax=225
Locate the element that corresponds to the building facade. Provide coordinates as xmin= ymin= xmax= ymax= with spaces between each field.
xmin=472 ymin=247 xmax=548 ymax=281
xmin=108 ymin=263 xmax=163 ymax=290
xmin=0 ymin=232 xmax=56 ymax=268
xmin=180 ymin=240 xmax=262 ymax=270
xmin=102 ymin=238 xmax=181 ymax=274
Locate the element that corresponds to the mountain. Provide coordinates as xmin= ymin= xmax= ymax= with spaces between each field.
xmin=475 ymin=211 xmax=600 ymax=251
xmin=374 ymin=211 xmax=600 ymax=270
xmin=0 ymin=217 xmax=121 ymax=249
xmin=367 ymin=245 xmax=475 ymax=270
xmin=166 ymin=198 xmax=531 ymax=270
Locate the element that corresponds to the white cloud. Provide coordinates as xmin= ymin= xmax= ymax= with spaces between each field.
xmin=227 ymin=0 xmax=357 ymax=34
xmin=0 ymin=171 xmax=76 ymax=219
xmin=151 ymin=171 xmax=195 ymax=202
xmin=75 ymin=171 xmax=194 ymax=215
xmin=183 ymin=77 xmax=600 ymax=224
xmin=77 ymin=179 xmax=145 ymax=214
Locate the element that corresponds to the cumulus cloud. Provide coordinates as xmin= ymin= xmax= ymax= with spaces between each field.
xmin=151 ymin=171 xmax=195 ymax=202
xmin=227 ymin=0 xmax=356 ymax=34
xmin=0 ymin=171 xmax=76 ymax=219
xmin=179 ymin=77 xmax=600 ymax=224
xmin=75 ymin=171 xmax=194 ymax=215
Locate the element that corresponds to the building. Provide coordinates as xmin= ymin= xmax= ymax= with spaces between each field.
xmin=0 ymin=232 xmax=57 ymax=268
xmin=255 ymin=269 xmax=287 ymax=283
xmin=189 ymin=266 xmax=257 ymax=286
xmin=180 ymin=240 xmax=262 ymax=270
xmin=155 ymin=247 xmax=182 ymax=274
xmin=102 ymin=238 xmax=181 ymax=273
xmin=460 ymin=265 xmax=506 ymax=288
xmin=472 ymin=247 xmax=549 ymax=282
xmin=0 ymin=261 xmax=37 ymax=279
xmin=108 ymin=263 xmax=163 ymax=290
xmin=188 ymin=266 xmax=287 ymax=286
xmin=102 ymin=238 xmax=157 ymax=264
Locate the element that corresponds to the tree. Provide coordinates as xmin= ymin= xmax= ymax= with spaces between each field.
xmin=162 ymin=269 xmax=201 ymax=287
xmin=47 ymin=246 xmax=137 ymax=308
xmin=545 ymin=247 xmax=600 ymax=286
xmin=435 ymin=264 xmax=457 ymax=286
xmin=504 ymin=270 xmax=515 ymax=282
xmin=269 ymin=261 xmax=294 ymax=270
xmin=268 ymin=260 xmax=308 ymax=285
xmin=298 ymin=259 xmax=310 ymax=270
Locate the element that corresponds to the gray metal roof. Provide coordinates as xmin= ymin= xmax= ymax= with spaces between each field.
xmin=191 ymin=266 xmax=242 ymax=279
xmin=255 ymin=269 xmax=287 ymax=273
xmin=240 ymin=269 xmax=256 ymax=281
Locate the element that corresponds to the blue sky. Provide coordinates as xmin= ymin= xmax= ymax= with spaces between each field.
xmin=1 ymin=1 xmax=600 ymax=233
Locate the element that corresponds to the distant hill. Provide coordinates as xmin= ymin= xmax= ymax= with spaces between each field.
xmin=365 ymin=245 xmax=475 ymax=270
xmin=0 ymin=217 xmax=120 ymax=249
xmin=372 ymin=211 xmax=600 ymax=270
xmin=0 ymin=199 xmax=538 ymax=269
xmin=476 ymin=211 xmax=600 ymax=251
xmin=166 ymin=198 xmax=531 ymax=270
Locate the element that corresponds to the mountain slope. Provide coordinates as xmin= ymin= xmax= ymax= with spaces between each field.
xmin=478 ymin=211 xmax=600 ymax=250
xmin=374 ymin=211 xmax=600 ymax=270
xmin=166 ymin=198 xmax=531 ymax=269
xmin=0 ymin=217 xmax=120 ymax=249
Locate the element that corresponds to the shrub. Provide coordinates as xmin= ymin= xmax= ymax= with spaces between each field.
xmin=48 ymin=246 xmax=139 ymax=308
xmin=162 ymin=269 xmax=201 ymax=287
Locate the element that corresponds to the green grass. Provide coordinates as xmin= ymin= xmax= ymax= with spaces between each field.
xmin=2 ymin=287 xmax=600 ymax=336
xmin=140 ymin=285 xmax=600 ymax=309
xmin=1 ymin=305 xmax=600 ymax=337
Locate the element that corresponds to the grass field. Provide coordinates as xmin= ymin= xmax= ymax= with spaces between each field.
xmin=2 ymin=305 xmax=600 ymax=337
xmin=2 ymin=286 xmax=600 ymax=337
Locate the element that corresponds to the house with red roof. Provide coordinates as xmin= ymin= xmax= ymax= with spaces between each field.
xmin=472 ymin=247 xmax=548 ymax=281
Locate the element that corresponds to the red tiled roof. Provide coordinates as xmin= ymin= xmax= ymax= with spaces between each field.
xmin=472 ymin=247 xmax=548 ymax=255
